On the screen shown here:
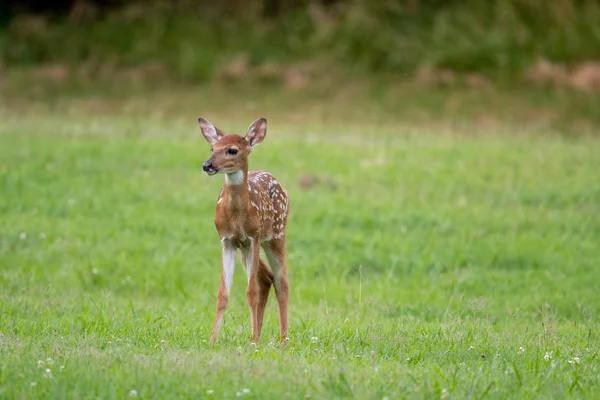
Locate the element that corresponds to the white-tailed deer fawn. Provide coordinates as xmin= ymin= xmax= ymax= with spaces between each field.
xmin=198 ymin=117 xmax=290 ymax=345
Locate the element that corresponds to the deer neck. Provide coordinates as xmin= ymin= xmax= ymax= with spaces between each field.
xmin=222 ymin=170 xmax=249 ymax=216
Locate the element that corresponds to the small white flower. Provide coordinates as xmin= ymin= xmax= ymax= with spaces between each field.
xmin=568 ymin=357 xmax=581 ymax=365
xmin=518 ymin=347 xmax=525 ymax=355
xmin=544 ymin=352 xmax=552 ymax=361
xmin=242 ymin=388 xmax=250 ymax=394
xmin=441 ymin=388 xmax=449 ymax=399
xmin=495 ymin=353 xmax=501 ymax=358
xmin=311 ymin=336 xmax=319 ymax=344
xmin=37 ymin=360 xmax=44 ymax=368
xmin=236 ymin=392 xmax=242 ymax=397
xmin=468 ymin=346 xmax=474 ymax=351
xmin=30 ymin=382 xmax=37 ymax=387
xmin=44 ymin=368 xmax=52 ymax=379
xmin=206 ymin=389 xmax=214 ymax=395
xmin=60 ymin=365 xmax=65 ymax=370
xmin=129 ymin=389 xmax=138 ymax=397
xmin=406 ymin=357 xmax=411 ymax=361
xmin=20 ymin=232 xmax=27 ymax=240
xmin=46 ymin=358 xmax=54 ymax=365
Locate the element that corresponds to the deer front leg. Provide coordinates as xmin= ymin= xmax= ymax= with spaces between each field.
xmin=243 ymin=238 xmax=262 ymax=343
xmin=209 ymin=241 xmax=236 ymax=345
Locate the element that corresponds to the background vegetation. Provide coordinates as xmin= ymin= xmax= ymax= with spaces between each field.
xmin=2 ymin=0 xmax=600 ymax=83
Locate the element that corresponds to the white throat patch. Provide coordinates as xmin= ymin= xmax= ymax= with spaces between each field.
xmin=225 ymin=170 xmax=244 ymax=185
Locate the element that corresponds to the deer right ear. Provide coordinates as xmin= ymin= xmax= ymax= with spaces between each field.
xmin=198 ymin=117 xmax=223 ymax=145
xmin=245 ymin=117 xmax=267 ymax=149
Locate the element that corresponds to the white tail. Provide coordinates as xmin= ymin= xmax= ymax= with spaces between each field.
xmin=199 ymin=117 xmax=290 ymax=345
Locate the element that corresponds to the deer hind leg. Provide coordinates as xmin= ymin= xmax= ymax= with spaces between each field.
xmin=209 ymin=243 xmax=236 ymax=345
xmin=241 ymin=239 xmax=264 ymax=343
xmin=256 ymin=258 xmax=274 ymax=339
xmin=263 ymin=238 xmax=289 ymax=342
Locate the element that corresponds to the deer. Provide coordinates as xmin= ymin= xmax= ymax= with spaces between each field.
xmin=198 ymin=116 xmax=290 ymax=345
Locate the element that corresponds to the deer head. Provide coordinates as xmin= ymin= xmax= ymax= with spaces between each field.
xmin=199 ymin=117 xmax=267 ymax=178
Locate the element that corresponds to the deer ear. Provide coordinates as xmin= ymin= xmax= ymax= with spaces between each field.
xmin=245 ymin=117 xmax=267 ymax=149
xmin=198 ymin=117 xmax=224 ymax=145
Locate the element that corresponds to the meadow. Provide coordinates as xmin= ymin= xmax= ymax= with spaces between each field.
xmin=1 ymin=83 xmax=600 ymax=399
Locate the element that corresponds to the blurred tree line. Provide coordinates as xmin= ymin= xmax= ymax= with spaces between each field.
xmin=1 ymin=0 xmax=599 ymax=85
xmin=6 ymin=0 xmax=594 ymax=18
xmin=2 ymin=0 xmax=339 ymax=18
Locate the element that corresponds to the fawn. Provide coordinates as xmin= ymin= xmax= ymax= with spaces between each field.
xmin=198 ymin=117 xmax=290 ymax=345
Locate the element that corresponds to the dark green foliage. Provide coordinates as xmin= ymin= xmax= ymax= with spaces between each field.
xmin=1 ymin=0 xmax=599 ymax=82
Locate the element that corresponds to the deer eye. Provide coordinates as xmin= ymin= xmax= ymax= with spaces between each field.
xmin=227 ymin=148 xmax=238 ymax=155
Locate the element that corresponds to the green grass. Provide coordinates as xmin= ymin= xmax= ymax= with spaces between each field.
xmin=1 ymin=86 xmax=600 ymax=399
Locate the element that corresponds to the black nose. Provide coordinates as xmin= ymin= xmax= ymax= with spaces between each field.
xmin=202 ymin=161 xmax=213 ymax=172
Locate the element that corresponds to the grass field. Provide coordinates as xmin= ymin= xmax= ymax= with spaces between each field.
xmin=1 ymin=85 xmax=600 ymax=399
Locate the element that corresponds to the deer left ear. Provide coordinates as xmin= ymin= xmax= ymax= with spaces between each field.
xmin=245 ymin=117 xmax=267 ymax=149
xmin=198 ymin=117 xmax=225 ymax=145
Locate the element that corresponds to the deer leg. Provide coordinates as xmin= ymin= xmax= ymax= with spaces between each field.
xmin=264 ymin=239 xmax=289 ymax=342
xmin=256 ymin=258 xmax=274 ymax=338
xmin=243 ymin=239 xmax=263 ymax=343
xmin=209 ymin=242 xmax=236 ymax=345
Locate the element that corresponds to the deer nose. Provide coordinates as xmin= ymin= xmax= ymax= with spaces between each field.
xmin=202 ymin=161 xmax=213 ymax=172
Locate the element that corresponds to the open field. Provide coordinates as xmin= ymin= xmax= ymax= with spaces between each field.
xmin=1 ymin=85 xmax=600 ymax=399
